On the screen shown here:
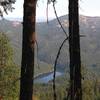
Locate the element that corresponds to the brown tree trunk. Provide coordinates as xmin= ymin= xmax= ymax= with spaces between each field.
xmin=69 ymin=0 xmax=82 ymax=100
xmin=20 ymin=0 xmax=36 ymax=100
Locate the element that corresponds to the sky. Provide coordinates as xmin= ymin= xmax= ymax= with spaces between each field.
xmin=4 ymin=0 xmax=100 ymax=21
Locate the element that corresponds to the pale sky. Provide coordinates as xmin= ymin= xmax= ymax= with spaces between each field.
xmin=5 ymin=0 xmax=100 ymax=21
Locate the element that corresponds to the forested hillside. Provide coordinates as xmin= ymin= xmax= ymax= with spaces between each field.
xmin=0 ymin=15 xmax=100 ymax=73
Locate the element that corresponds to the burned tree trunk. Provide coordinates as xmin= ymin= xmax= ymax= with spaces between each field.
xmin=20 ymin=0 xmax=37 ymax=100
xmin=68 ymin=0 xmax=82 ymax=100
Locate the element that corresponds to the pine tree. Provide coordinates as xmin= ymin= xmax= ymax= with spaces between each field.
xmin=0 ymin=0 xmax=15 ymax=17
xmin=68 ymin=0 xmax=82 ymax=100
xmin=20 ymin=0 xmax=37 ymax=100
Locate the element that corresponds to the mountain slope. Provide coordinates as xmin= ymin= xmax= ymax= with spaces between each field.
xmin=0 ymin=15 xmax=100 ymax=72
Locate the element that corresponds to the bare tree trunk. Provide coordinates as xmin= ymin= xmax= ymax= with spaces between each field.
xmin=69 ymin=0 xmax=82 ymax=100
xmin=20 ymin=0 xmax=36 ymax=100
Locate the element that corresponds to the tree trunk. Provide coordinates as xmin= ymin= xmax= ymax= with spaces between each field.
xmin=20 ymin=0 xmax=36 ymax=100
xmin=69 ymin=0 xmax=82 ymax=100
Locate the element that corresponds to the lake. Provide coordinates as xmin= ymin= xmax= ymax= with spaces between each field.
xmin=34 ymin=71 xmax=63 ymax=83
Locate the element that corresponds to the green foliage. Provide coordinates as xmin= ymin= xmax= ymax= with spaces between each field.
xmin=82 ymin=66 xmax=100 ymax=100
xmin=82 ymin=80 xmax=94 ymax=100
xmin=0 ymin=33 xmax=20 ymax=100
xmin=34 ymin=83 xmax=66 ymax=100
xmin=33 ymin=66 xmax=100 ymax=100
xmin=0 ymin=0 xmax=15 ymax=17
xmin=0 ymin=33 xmax=13 ymax=66
xmin=33 ymin=78 xmax=100 ymax=100
xmin=0 ymin=65 xmax=20 ymax=100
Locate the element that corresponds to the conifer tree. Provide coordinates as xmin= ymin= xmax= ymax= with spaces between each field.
xmin=0 ymin=0 xmax=15 ymax=17
xmin=20 ymin=0 xmax=37 ymax=100
xmin=69 ymin=0 xmax=82 ymax=100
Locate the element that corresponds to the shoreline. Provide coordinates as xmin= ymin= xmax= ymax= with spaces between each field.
xmin=34 ymin=70 xmax=54 ymax=79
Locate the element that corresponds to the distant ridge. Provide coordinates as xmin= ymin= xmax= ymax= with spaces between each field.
xmin=2 ymin=14 xmax=100 ymax=22
xmin=0 ymin=15 xmax=100 ymax=73
xmin=4 ymin=17 xmax=55 ymax=22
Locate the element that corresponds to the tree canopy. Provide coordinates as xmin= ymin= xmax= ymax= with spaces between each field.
xmin=0 ymin=33 xmax=20 ymax=99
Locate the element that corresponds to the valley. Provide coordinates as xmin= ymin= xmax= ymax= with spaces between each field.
xmin=0 ymin=15 xmax=100 ymax=76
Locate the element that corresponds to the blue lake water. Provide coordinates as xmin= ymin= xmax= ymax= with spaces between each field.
xmin=34 ymin=72 xmax=63 ymax=83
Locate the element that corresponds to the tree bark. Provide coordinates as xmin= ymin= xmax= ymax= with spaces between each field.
xmin=69 ymin=0 xmax=82 ymax=100
xmin=20 ymin=0 xmax=36 ymax=100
